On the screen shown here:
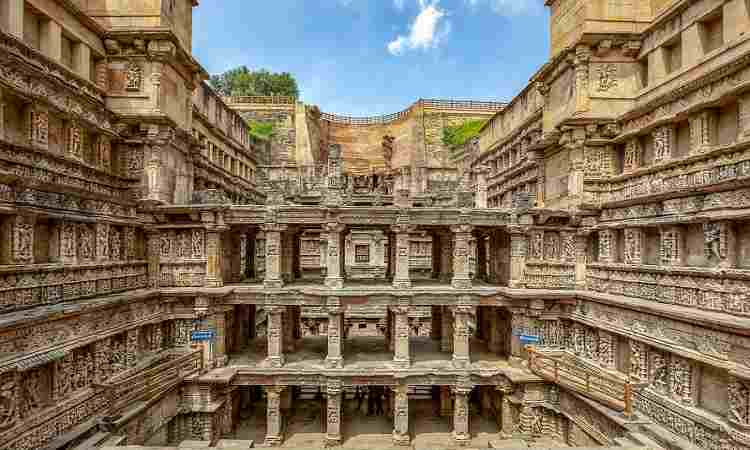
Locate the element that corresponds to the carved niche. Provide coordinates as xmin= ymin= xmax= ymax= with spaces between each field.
xmin=650 ymin=350 xmax=669 ymax=394
xmin=623 ymin=138 xmax=642 ymax=172
xmin=28 ymin=107 xmax=49 ymax=148
xmin=96 ymin=136 xmax=112 ymax=171
xmin=689 ymin=110 xmax=716 ymax=154
xmin=544 ymin=232 xmax=560 ymax=260
xmin=623 ymin=228 xmax=642 ymax=264
xmin=660 ymin=227 xmax=682 ymax=266
xmin=729 ymin=378 xmax=750 ymax=427
xmin=13 ymin=215 xmax=34 ymax=264
xmin=126 ymin=62 xmax=142 ymax=91
xmin=78 ymin=224 xmax=95 ymax=260
xmin=670 ymin=357 xmax=694 ymax=405
xmin=703 ymin=222 xmax=729 ymax=264
xmin=67 ymin=123 xmax=84 ymax=160
xmin=653 ymin=126 xmax=674 ymax=162
xmin=629 ymin=340 xmax=647 ymax=381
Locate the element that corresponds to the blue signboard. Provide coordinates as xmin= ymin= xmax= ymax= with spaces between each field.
xmin=519 ymin=335 xmax=540 ymax=344
xmin=191 ymin=330 xmax=215 ymax=341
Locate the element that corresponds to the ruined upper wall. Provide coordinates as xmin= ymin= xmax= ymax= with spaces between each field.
xmin=82 ymin=0 xmax=195 ymax=54
xmin=227 ymin=98 xmax=503 ymax=174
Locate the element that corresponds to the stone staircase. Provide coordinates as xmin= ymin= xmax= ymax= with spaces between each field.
xmin=620 ymin=421 xmax=702 ymax=450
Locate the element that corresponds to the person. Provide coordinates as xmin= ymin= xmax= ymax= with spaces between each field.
xmin=355 ymin=387 xmax=364 ymax=413
xmin=374 ymin=386 xmax=385 ymax=416
xmin=367 ymin=387 xmax=374 ymax=416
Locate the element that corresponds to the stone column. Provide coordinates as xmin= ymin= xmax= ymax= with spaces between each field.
xmin=498 ymin=388 xmax=514 ymax=437
xmin=1 ymin=0 xmax=24 ymax=38
xmin=508 ymin=227 xmax=529 ymax=289
xmin=40 ymin=19 xmax=62 ymax=61
xmin=623 ymin=228 xmax=644 ymax=265
xmin=324 ymin=223 xmax=346 ymax=288
xmin=146 ymin=230 xmax=160 ymax=288
xmin=3 ymin=214 xmax=35 ymax=264
xmin=705 ymin=221 xmax=737 ymax=268
xmin=453 ymin=386 xmax=472 ymax=446
xmin=72 ymin=42 xmax=91 ymax=79
xmin=441 ymin=306 xmax=453 ymax=353
xmin=430 ymin=305 xmax=442 ymax=341
xmin=263 ymin=224 xmax=287 ymax=288
xmin=689 ymin=110 xmax=717 ymax=155
xmin=392 ymin=384 xmax=410 ymax=446
xmin=474 ymin=165 xmax=490 ymax=209
xmin=94 ymin=223 xmax=110 ymax=262
xmin=452 ymin=305 xmax=473 ymax=368
xmin=211 ymin=308 xmax=228 ymax=368
xmin=660 ymin=226 xmax=684 ymax=266
xmin=488 ymin=309 xmax=503 ymax=354
xmin=392 ymin=224 xmax=414 ymax=289
xmin=265 ymin=386 xmax=286 ymax=446
xmin=326 ymin=380 xmax=343 ymax=447
xmin=438 ymin=230 xmax=454 ymax=282
xmin=440 ymin=386 xmax=452 ymax=417
xmin=205 ymin=227 xmax=226 ymax=287
xmin=574 ymin=232 xmax=588 ymax=290
xmin=451 ymin=225 xmax=474 ymax=289
xmin=392 ymin=305 xmax=411 ymax=368
xmin=652 ymin=125 xmax=676 ymax=163
xmin=598 ymin=229 xmax=618 ymax=264
xmin=325 ymin=298 xmax=344 ymax=369
xmin=740 ymin=92 xmax=750 ymax=140
xmin=283 ymin=306 xmax=297 ymax=353
xmin=266 ymin=306 xmax=285 ymax=368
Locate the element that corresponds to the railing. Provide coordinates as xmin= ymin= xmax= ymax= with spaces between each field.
xmin=527 ymin=347 xmax=634 ymax=418
xmin=224 ymin=96 xmax=296 ymax=105
xmin=98 ymin=350 xmax=203 ymax=416
xmin=320 ymin=99 xmax=506 ymax=126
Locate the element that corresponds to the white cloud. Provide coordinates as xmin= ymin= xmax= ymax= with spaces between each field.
xmin=464 ymin=0 xmax=541 ymax=16
xmin=387 ymin=1 xmax=450 ymax=56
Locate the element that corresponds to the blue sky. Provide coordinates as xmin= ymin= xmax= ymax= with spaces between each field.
xmin=193 ymin=0 xmax=549 ymax=116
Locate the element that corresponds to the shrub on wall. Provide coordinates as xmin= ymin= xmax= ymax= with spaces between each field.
xmin=247 ymin=121 xmax=276 ymax=140
xmin=442 ymin=120 xmax=486 ymax=148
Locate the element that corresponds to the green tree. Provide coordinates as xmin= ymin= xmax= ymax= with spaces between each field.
xmin=208 ymin=66 xmax=300 ymax=98
xmin=441 ymin=120 xmax=486 ymax=148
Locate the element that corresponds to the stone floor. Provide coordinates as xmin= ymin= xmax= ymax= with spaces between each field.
xmin=228 ymin=337 xmax=511 ymax=371
xmin=231 ymin=399 xmax=520 ymax=449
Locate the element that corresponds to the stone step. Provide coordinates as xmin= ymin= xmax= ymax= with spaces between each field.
xmin=639 ymin=422 xmax=702 ymax=450
xmin=69 ymin=431 xmax=112 ymax=450
xmin=626 ymin=431 xmax=667 ymax=450
xmin=614 ymin=436 xmax=642 ymax=447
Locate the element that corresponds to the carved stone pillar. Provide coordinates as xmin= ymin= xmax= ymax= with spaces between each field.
xmin=452 ymin=305 xmax=474 ymax=368
xmin=574 ymin=232 xmax=588 ymax=290
xmin=430 ymin=305 xmax=442 ymax=341
xmin=392 ymin=384 xmax=410 ymax=446
xmin=263 ymin=224 xmax=287 ymax=288
xmin=452 ymin=386 xmax=472 ymax=446
xmin=324 ymin=223 xmax=346 ymax=289
xmin=689 ymin=110 xmax=717 ymax=155
xmin=440 ymin=386 xmax=452 ymax=417
xmin=597 ymin=330 xmax=616 ymax=370
xmin=265 ymin=386 xmax=286 ymax=446
xmin=474 ymin=165 xmax=490 ymax=208
xmin=622 ymin=138 xmax=642 ymax=173
xmin=598 ymin=229 xmax=618 ymax=264
xmin=392 ymin=305 xmax=411 ymax=368
xmin=325 ymin=299 xmax=344 ymax=369
xmin=451 ymin=224 xmax=474 ymax=289
xmin=326 ymin=380 xmax=343 ymax=447
xmin=59 ymin=221 xmax=78 ymax=264
xmin=438 ymin=230 xmax=454 ymax=282
xmin=660 ymin=226 xmax=684 ymax=266
xmin=392 ymin=224 xmax=414 ymax=289
xmin=653 ymin=125 xmax=676 ymax=163
xmin=94 ymin=223 xmax=110 ymax=262
xmin=146 ymin=230 xmax=160 ymax=288
xmin=704 ymin=221 xmax=737 ymax=268
xmin=211 ymin=308 xmax=228 ymax=368
xmin=266 ymin=306 xmax=285 ymax=368
xmin=126 ymin=327 xmax=139 ymax=367
xmin=283 ymin=306 xmax=297 ymax=353
xmin=508 ymin=228 xmax=528 ymax=289
xmin=1 ymin=0 xmax=24 ymax=38
xmin=27 ymin=104 xmax=49 ymax=150
xmin=4 ymin=214 xmax=34 ymax=264
xmin=205 ymin=228 xmax=226 ymax=287
xmin=441 ymin=306 xmax=454 ymax=353
xmin=623 ymin=228 xmax=644 ymax=264
xmin=740 ymin=93 xmax=750 ymax=140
